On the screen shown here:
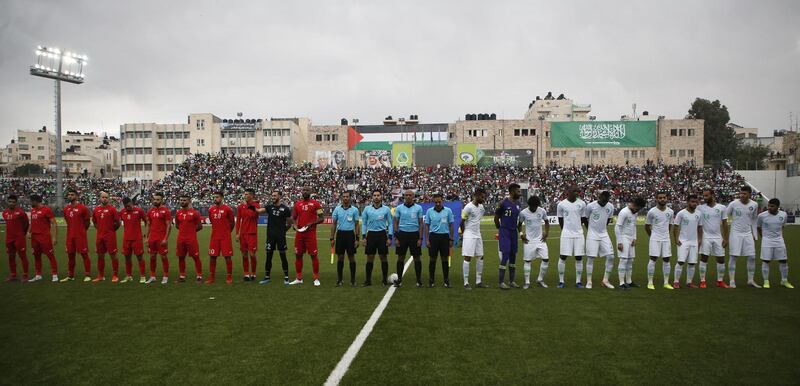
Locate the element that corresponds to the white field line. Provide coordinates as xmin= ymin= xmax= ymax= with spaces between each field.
xmin=323 ymin=256 xmax=413 ymax=386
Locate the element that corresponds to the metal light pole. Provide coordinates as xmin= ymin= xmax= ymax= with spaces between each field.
xmin=30 ymin=45 xmax=87 ymax=210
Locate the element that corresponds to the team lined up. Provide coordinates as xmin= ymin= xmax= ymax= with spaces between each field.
xmin=1 ymin=184 xmax=794 ymax=290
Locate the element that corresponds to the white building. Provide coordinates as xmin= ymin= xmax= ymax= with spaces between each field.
xmin=523 ymin=92 xmax=592 ymax=121
xmin=120 ymin=113 xmax=310 ymax=181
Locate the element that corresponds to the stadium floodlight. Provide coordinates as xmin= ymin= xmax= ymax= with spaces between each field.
xmin=30 ymin=45 xmax=88 ymax=210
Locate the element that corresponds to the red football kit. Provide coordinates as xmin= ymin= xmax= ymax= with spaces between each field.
xmin=292 ymin=198 xmax=322 ymax=280
xmin=147 ymin=206 xmax=171 ymax=255
xmin=209 ymin=204 xmax=234 ymax=257
xmin=93 ymin=204 xmax=119 ymax=255
xmin=175 ymin=208 xmax=202 ymax=278
xmin=64 ymin=203 xmax=92 ymax=277
xmin=120 ymin=206 xmax=147 ymax=277
xmin=236 ymin=201 xmax=260 ymax=253
xmin=30 ymin=206 xmax=57 ymax=276
xmin=2 ymin=207 xmax=29 ymax=279
xmin=147 ymin=205 xmax=171 ymax=278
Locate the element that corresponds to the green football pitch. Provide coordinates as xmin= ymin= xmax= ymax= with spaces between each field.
xmin=1 ymin=223 xmax=798 ymax=385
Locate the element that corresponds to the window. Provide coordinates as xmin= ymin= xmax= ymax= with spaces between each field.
xmin=624 ymin=150 xmax=630 ymax=158
xmin=679 ymin=129 xmax=685 ymax=136
xmin=688 ymin=129 xmax=695 ymax=136
xmin=687 ymin=149 xmax=695 ymax=157
xmin=324 ymin=134 xmax=331 ymax=141
xmin=670 ymin=129 xmax=677 ymax=136
xmin=601 ymin=150 xmax=606 ymax=158
xmin=197 ymin=139 xmax=205 ymax=146
xmin=332 ymin=134 xmax=338 ymax=141
xmin=196 ymin=119 xmax=205 ymax=130
xmin=37 ymin=137 xmax=43 ymax=141
xmin=631 ymin=151 xmax=638 ymax=159
xmin=37 ymin=155 xmax=45 ymax=160
xmin=467 ymin=129 xmax=488 ymax=137
xmin=37 ymin=146 xmax=44 ymax=150
xmin=670 ymin=149 xmax=677 ymax=157
xmin=639 ymin=150 xmax=645 ymax=158
xmin=546 ymin=131 xmax=550 ymax=138
xmin=553 ymin=151 xmax=559 ymax=158
xmin=449 ymin=133 xmax=455 ymax=139
xmin=316 ymin=134 xmax=323 ymax=142
xmin=585 ymin=150 xmax=590 ymax=158
xmin=679 ymin=149 xmax=686 ymax=157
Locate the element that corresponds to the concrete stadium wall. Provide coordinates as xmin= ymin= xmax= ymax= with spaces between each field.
xmin=737 ymin=170 xmax=800 ymax=211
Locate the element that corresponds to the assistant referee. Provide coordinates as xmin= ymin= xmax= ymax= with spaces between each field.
xmin=361 ymin=190 xmax=393 ymax=286
xmin=424 ymin=193 xmax=455 ymax=288
xmin=330 ymin=191 xmax=360 ymax=287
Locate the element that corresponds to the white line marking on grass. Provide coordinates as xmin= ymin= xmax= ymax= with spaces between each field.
xmin=324 ymin=256 xmax=413 ymax=386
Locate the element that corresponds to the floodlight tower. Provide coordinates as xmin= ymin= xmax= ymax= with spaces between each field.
xmin=30 ymin=45 xmax=88 ymax=210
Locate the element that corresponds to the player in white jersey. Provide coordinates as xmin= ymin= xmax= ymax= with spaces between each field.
xmin=726 ymin=185 xmax=760 ymax=288
xmin=460 ymin=187 xmax=487 ymax=290
xmin=615 ymin=197 xmax=646 ymax=290
xmin=582 ymin=190 xmax=616 ymax=289
xmin=556 ymin=186 xmax=587 ymax=289
xmin=672 ymin=194 xmax=703 ymax=289
xmin=757 ymin=198 xmax=794 ymax=289
xmin=519 ymin=195 xmax=550 ymax=289
xmin=645 ymin=191 xmax=675 ymax=290
xmin=698 ymin=188 xmax=731 ymax=289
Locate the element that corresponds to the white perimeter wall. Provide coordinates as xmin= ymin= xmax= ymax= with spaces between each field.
xmin=737 ymin=170 xmax=800 ymax=212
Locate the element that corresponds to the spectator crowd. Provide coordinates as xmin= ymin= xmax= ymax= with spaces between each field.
xmin=0 ymin=153 xmax=761 ymax=215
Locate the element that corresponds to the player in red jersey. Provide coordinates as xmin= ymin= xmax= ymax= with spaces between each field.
xmin=145 ymin=192 xmax=172 ymax=284
xmin=92 ymin=191 xmax=121 ymax=282
xmin=61 ymin=189 xmax=92 ymax=282
xmin=2 ymin=195 xmax=29 ymax=282
xmin=207 ymin=191 xmax=235 ymax=284
xmin=236 ymin=188 xmax=261 ymax=281
xmin=288 ymin=186 xmax=325 ymax=286
xmin=28 ymin=194 xmax=58 ymax=282
xmin=175 ymin=194 xmax=203 ymax=283
xmin=120 ymin=197 xmax=147 ymax=283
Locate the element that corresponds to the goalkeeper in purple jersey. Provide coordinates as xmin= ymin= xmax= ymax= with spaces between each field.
xmin=495 ymin=183 xmax=523 ymax=290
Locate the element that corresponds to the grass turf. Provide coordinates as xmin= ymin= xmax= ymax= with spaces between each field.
xmin=1 ymin=223 xmax=798 ymax=385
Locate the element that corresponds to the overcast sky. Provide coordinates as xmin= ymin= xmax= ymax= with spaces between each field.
xmin=1 ymin=0 xmax=798 ymax=145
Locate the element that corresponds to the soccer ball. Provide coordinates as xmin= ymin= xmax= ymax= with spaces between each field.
xmin=388 ymin=273 xmax=399 ymax=284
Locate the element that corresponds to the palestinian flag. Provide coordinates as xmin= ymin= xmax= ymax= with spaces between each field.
xmin=347 ymin=124 xmax=449 ymax=151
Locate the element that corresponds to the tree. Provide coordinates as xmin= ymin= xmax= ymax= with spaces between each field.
xmin=687 ymin=98 xmax=737 ymax=165
xmin=735 ymin=143 xmax=771 ymax=170
xmin=14 ymin=163 xmax=43 ymax=176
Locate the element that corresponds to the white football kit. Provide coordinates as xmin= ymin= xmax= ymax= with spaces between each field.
xmin=646 ymin=206 xmax=673 ymax=258
xmin=726 ymin=199 xmax=758 ymax=257
xmin=698 ymin=203 xmax=727 ymax=257
xmin=614 ymin=207 xmax=638 ymax=259
xmin=758 ymin=210 xmax=787 ymax=261
xmin=461 ymin=202 xmax=485 ymax=257
xmin=674 ymin=209 xmax=702 ymax=264
xmin=557 ymin=198 xmax=586 ymax=256
xmin=520 ymin=207 xmax=549 ymax=261
xmin=584 ymin=201 xmax=614 ymax=258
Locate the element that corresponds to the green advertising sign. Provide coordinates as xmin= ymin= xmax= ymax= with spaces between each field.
xmin=550 ymin=121 xmax=657 ymax=148
xmin=455 ymin=143 xmax=477 ymax=165
xmin=392 ymin=143 xmax=413 ymax=167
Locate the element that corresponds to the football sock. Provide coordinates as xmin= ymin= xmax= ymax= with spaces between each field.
xmin=441 ymin=258 xmax=449 ymax=283
xmin=647 ymin=260 xmax=655 ymax=283
xmin=81 ymin=253 xmax=91 ymax=276
xmin=716 ymin=262 xmax=725 ymax=281
xmin=585 ymin=257 xmax=594 ymax=282
xmin=365 ymin=261 xmax=374 ymax=283
xmin=780 ymin=262 xmax=789 ymax=281
xmin=249 ymin=255 xmax=257 ymax=277
xmin=209 ymin=257 xmax=217 ymax=279
xmin=178 ymin=257 xmax=186 ymax=277
xmin=125 ymin=257 xmax=133 ymax=276
xmin=686 ymin=264 xmax=696 ymax=284
xmin=747 ymin=256 xmax=756 ymax=282
xmin=429 ymin=258 xmax=437 ymax=283
xmin=663 ymin=261 xmax=671 ymax=284
xmin=311 ymin=255 xmax=320 ymax=280
xmin=279 ymin=252 xmax=289 ymax=278
xmin=538 ymin=261 xmax=549 ymax=282
xmin=7 ymin=254 xmax=16 ymax=277
xmin=111 ymin=256 xmax=119 ymax=276
xmin=699 ymin=261 xmax=707 ymax=281
xmin=242 ymin=256 xmax=249 ymax=276
xmin=97 ymin=256 xmax=105 ymax=277
xmin=414 ymin=259 xmax=422 ymax=283
xmin=224 ymin=257 xmax=233 ymax=276
xmin=337 ymin=260 xmax=344 ymax=282
xmin=34 ymin=254 xmax=42 ymax=276
xmin=625 ymin=257 xmax=634 ymax=284
xmin=380 ymin=261 xmax=389 ymax=283
xmin=463 ymin=260 xmax=470 ymax=285
xmin=617 ymin=258 xmax=627 ymax=285
xmin=67 ymin=253 xmax=76 ymax=277
xmin=193 ymin=256 xmax=202 ymax=277
xmin=761 ymin=262 xmax=769 ymax=282
xmin=46 ymin=251 xmax=57 ymax=276
xmin=294 ymin=257 xmax=303 ymax=280
xmin=558 ymin=259 xmax=566 ymax=282
xmin=476 ymin=258 xmax=484 ymax=283
xmin=498 ymin=264 xmax=506 ymax=283
xmin=604 ymin=256 xmax=614 ymax=281
xmin=674 ymin=264 xmax=683 ymax=283
xmin=349 ymin=261 xmax=357 ymax=283
xmin=524 ymin=261 xmax=532 ymax=284
xmin=161 ymin=256 xmax=169 ymax=276
xmin=728 ymin=256 xmax=736 ymax=283
xmin=575 ymin=258 xmax=584 ymax=284
xmin=149 ymin=256 xmax=157 ymax=277
xmin=396 ymin=259 xmax=405 ymax=282
xmin=265 ymin=250 xmax=274 ymax=277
